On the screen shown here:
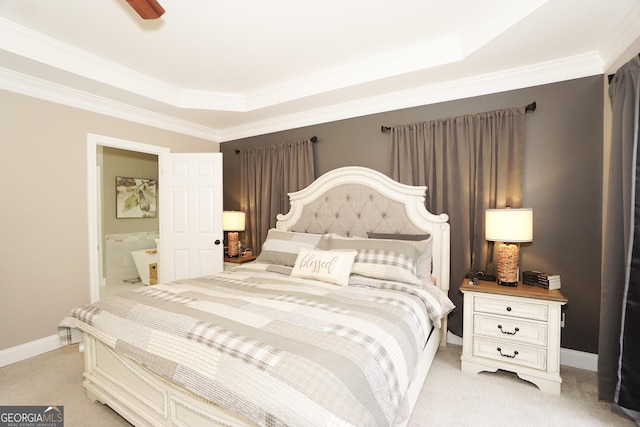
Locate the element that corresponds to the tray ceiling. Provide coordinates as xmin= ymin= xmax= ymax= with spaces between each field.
xmin=1 ymin=0 xmax=639 ymax=141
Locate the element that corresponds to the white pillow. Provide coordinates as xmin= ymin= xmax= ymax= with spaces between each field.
xmin=290 ymin=248 xmax=357 ymax=286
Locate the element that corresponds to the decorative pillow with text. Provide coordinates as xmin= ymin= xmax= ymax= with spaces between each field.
xmin=290 ymin=248 xmax=357 ymax=286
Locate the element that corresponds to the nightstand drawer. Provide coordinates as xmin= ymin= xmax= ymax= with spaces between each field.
xmin=472 ymin=336 xmax=547 ymax=371
xmin=474 ymin=295 xmax=548 ymax=321
xmin=460 ymin=279 xmax=567 ymax=394
xmin=473 ymin=314 xmax=548 ymax=346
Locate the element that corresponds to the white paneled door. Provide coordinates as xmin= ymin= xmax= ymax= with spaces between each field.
xmin=159 ymin=153 xmax=223 ymax=283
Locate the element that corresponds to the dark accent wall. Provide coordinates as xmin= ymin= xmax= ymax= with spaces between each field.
xmin=221 ymin=76 xmax=604 ymax=354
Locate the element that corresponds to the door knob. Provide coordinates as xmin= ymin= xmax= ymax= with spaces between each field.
xmin=214 ymin=240 xmax=221 ymax=245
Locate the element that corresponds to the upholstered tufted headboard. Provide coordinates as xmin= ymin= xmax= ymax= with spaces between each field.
xmin=276 ymin=166 xmax=451 ymax=294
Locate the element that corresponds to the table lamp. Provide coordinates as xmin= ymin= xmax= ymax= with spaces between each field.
xmin=222 ymin=211 xmax=246 ymax=257
xmin=485 ymin=207 xmax=533 ymax=286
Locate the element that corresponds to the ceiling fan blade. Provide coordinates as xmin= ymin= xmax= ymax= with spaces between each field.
xmin=126 ymin=0 xmax=165 ymax=19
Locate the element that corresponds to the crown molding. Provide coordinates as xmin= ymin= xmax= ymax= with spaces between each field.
xmin=0 ymin=51 xmax=603 ymax=143
xmin=459 ymin=0 xmax=549 ymax=57
xmin=0 ymin=2 xmax=612 ymax=134
xmin=0 ymin=18 xmax=181 ymax=106
xmin=246 ymin=35 xmax=464 ymax=112
xmin=0 ymin=5 xmax=548 ymax=114
xmin=0 ymin=18 xmax=246 ymax=111
xmin=0 ymin=66 xmax=222 ymax=142
xmin=599 ymin=1 xmax=640 ymax=72
xmin=219 ymin=52 xmax=604 ymax=141
xmin=0 ymin=16 xmax=462 ymax=111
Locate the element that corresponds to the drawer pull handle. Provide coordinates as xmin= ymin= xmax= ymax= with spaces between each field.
xmin=506 ymin=306 xmax=512 ymax=312
xmin=497 ymin=347 xmax=519 ymax=358
xmin=497 ymin=325 xmax=520 ymax=335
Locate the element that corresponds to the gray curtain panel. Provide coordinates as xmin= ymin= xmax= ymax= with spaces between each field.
xmin=389 ymin=107 xmax=526 ymax=335
xmin=239 ymin=139 xmax=315 ymax=255
xmin=599 ymin=54 xmax=640 ymax=421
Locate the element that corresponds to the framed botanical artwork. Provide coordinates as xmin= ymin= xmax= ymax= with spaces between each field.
xmin=116 ymin=176 xmax=157 ymax=218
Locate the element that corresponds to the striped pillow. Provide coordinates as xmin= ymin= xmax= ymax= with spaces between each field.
xmin=256 ymin=229 xmax=323 ymax=267
xmin=319 ymin=234 xmax=428 ymax=286
xmin=367 ymin=232 xmax=433 ymax=278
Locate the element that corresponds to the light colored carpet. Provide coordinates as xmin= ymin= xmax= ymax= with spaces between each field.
xmin=0 ymin=343 xmax=635 ymax=426
xmin=0 ymin=344 xmax=129 ymax=426
xmin=410 ymin=345 xmax=636 ymax=427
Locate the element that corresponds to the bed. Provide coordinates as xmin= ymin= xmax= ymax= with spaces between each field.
xmin=59 ymin=166 xmax=452 ymax=427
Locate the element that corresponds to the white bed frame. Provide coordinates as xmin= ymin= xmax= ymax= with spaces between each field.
xmin=81 ymin=166 xmax=450 ymax=426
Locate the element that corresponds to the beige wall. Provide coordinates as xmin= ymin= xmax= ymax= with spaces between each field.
xmin=0 ymin=89 xmax=218 ymax=351
xmin=102 ymin=147 xmax=159 ymax=235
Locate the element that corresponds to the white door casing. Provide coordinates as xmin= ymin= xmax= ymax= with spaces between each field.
xmin=88 ymin=134 xmax=169 ymax=302
xmin=87 ymin=134 xmax=223 ymax=302
xmin=159 ymin=152 xmax=224 ymax=283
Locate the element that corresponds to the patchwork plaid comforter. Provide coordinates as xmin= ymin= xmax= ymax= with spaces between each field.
xmin=59 ymin=264 xmax=450 ymax=427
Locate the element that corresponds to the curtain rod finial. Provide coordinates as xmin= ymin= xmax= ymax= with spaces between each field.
xmin=525 ymin=101 xmax=537 ymax=112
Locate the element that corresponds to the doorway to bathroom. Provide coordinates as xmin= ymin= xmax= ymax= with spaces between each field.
xmin=88 ymin=134 xmax=169 ymax=302
xmin=99 ymin=146 xmax=159 ymax=298
xmin=87 ymin=134 xmax=224 ymax=303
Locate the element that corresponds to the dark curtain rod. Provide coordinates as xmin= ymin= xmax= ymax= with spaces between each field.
xmin=380 ymin=101 xmax=537 ymax=133
xmin=235 ymin=136 xmax=317 ymax=154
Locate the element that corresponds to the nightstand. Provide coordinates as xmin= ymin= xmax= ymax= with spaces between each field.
xmin=460 ymin=279 xmax=568 ymax=394
xmin=223 ymin=254 xmax=257 ymax=271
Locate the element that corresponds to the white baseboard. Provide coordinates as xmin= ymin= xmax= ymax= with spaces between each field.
xmin=560 ymin=346 xmax=598 ymax=372
xmin=447 ymin=331 xmax=463 ymax=346
xmin=0 ymin=335 xmax=63 ymax=368
xmin=447 ymin=332 xmax=598 ymax=372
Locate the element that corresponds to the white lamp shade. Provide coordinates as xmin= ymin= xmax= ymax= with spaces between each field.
xmin=485 ymin=208 xmax=533 ymax=242
xmin=222 ymin=211 xmax=246 ymax=231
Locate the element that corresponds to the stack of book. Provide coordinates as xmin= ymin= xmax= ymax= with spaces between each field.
xmin=522 ymin=270 xmax=561 ymax=290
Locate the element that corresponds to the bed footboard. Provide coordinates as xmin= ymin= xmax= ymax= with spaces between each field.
xmin=82 ymin=333 xmax=255 ymax=427
xmin=82 ymin=325 xmax=441 ymax=427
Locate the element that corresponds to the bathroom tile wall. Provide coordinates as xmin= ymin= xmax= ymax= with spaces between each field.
xmin=105 ymin=231 xmax=159 ymax=284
